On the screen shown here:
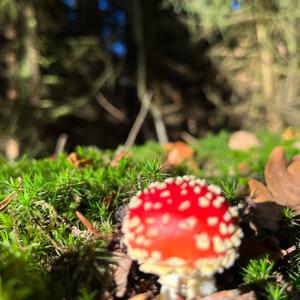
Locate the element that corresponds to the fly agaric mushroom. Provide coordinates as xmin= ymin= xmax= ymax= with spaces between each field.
xmin=122 ymin=176 xmax=243 ymax=299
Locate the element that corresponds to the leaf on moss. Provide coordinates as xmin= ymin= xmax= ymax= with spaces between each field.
xmin=237 ymin=162 xmax=250 ymax=175
xmin=164 ymin=141 xmax=194 ymax=165
xmin=249 ymin=146 xmax=300 ymax=211
xmin=128 ymin=293 xmax=153 ymax=300
xmin=199 ymin=290 xmax=256 ymax=300
xmin=113 ymin=251 xmax=132 ymax=298
xmin=281 ymin=127 xmax=300 ymax=140
xmin=0 ymin=193 xmax=15 ymax=210
xmin=110 ymin=149 xmax=130 ymax=167
xmin=68 ymin=152 xmax=93 ymax=168
xmin=228 ymin=131 xmax=261 ymax=151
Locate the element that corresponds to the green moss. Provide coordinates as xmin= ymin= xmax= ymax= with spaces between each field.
xmin=0 ymin=131 xmax=299 ymax=299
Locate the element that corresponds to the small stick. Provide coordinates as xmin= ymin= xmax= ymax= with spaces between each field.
xmin=124 ymin=91 xmax=152 ymax=149
xmin=281 ymin=245 xmax=297 ymax=256
xmin=75 ymin=211 xmax=101 ymax=237
xmin=96 ymin=92 xmax=129 ymax=124
xmin=54 ymin=133 xmax=68 ymax=155
xmin=0 ymin=177 xmax=22 ymax=210
xmin=151 ymin=103 xmax=169 ymax=144
xmin=181 ymin=131 xmax=197 ymax=145
xmin=0 ymin=193 xmax=15 ymax=210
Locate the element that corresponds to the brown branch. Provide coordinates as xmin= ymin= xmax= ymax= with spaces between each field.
xmin=54 ymin=133 xmax=68 ymax=155
xmin=96 ymin=92 xmax=129 ymax=124
xmin=75 ymin=211 xmax=101 ymax=238
xmin=124 ymin=91 xmax=152 ymax=149
xmin=131 ymin=0 xmax=168 ymax=145
xmin=0 ymin=193 xmax=15 ymax=210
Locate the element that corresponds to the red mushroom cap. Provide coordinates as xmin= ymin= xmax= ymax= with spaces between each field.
xmin=122 ymin=176 xmax=243 ymax=277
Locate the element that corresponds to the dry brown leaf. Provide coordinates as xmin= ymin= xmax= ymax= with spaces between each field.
xmin=128 ymin=293 xmax=153 ymax=300
xmin=199 ymin=290 xmax=256 ymax=300
xmin=235 ymin=292 xmax=257 ymax=300
xmin=164 ymin=141 xmax=194 ymax=165
xmin=0 ymin=193 xmax=15 ymax=210
xmin=281 ymin=127 xmax=300 ymax=140
xmin=237 ymin=162 xmax=250 ymax=175
xmin=110 ymin=149 xmax=130 ymax=167
xmin=228 ymin=131 xmax=261 ymax=151
xmin=67 ymin=152 xmax=93 ymax=168
xmin=249 ymin=146 xmax=300 ymax=211
xmin=113 ymin=251 xmax=132 ymax=298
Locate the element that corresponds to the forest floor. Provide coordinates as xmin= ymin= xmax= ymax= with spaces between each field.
xmin=1 ymin=130 xmax=300 ymax=300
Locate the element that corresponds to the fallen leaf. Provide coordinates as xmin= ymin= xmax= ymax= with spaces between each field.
xmin=281 ymin=127 xmax=300 ymax=140
xmin=248 ymin=146 xmax=300 ymax=211
xmin=110 ymin=149 xmax=130 ymax=167
xmin=228 ymin=131 xmax=261 ymax=151
xmin=113 ymin=251 xmax=133 ymax=298
xmin=0 ymin=193 xmax=15 ymax=210
xmin=128 ymin=293 xmax=153 ymax=300
xmin=237 ymin=162 xmax=250 ymax=175
xmin=68 ymin=152 xmax=93 ymax=168
xmin=164 ymin=141 xmax=194 ymax=165
xmin=199 ymin=290 xmax=256 ymax=300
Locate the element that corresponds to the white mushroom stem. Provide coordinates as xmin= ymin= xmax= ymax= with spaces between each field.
xmin=157 ymin=274 xmax=181 ymax=300
xmin=156 ymin=273 xmax=217 ymax=300
xmin=186 ymin=274 xmax=216 ymax=299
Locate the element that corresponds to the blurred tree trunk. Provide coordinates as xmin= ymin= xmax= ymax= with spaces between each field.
xmin=22 ymin=1 xmax=41 ymax=106
xmin=256 ymin=13 xmax=283 ymax=130
xmin=4 ymin=25 xmax=17 ymax=102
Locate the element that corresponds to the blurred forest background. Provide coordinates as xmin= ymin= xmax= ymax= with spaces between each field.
xmin=1 ymin=0 xmax=300 ymax=157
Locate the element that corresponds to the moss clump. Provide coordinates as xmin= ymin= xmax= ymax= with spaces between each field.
xmin=0 ymin=131 xmax=299 ymax=299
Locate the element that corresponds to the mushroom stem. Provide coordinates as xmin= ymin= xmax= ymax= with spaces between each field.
xmin=156 ymin=273 xmax=216 ymax=300
xmin=186 ymin=274 xmax=216 ymax=299
xmin=156 ymin=274 xmax=181 ymax=300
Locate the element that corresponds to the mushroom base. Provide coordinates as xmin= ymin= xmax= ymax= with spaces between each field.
xmin=155 ymin=272 xmax=216 ymax=300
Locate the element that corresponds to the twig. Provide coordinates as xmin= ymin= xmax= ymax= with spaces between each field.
xmin=152 ymin=82 xmax=168 ymax=144
xmin=0 ymin=193 xmax=16 ymax=210
xmin=150 ymin=103 xmax=168 ymax=144
xmin=180 ymin=131 xmax=197 ymax=145
xmin=96 ymin=92 xmax=129 ymax=124
xmin=75 ymin=211 xmax=101 ymax=238
xmin=281 ymin=245 xmax=297 ymax=256
xmin=124 ymin=91 xmax=152 ymax=149
xmin=0 ymin=177 xmax=22 ymax=210
xmin=131 ymin=0 xmax=168 ymax=145
xmin=54 ymin=133 xmax=68 ymax=155
xmin=31 ymin=216 xmax=66 ymax=254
